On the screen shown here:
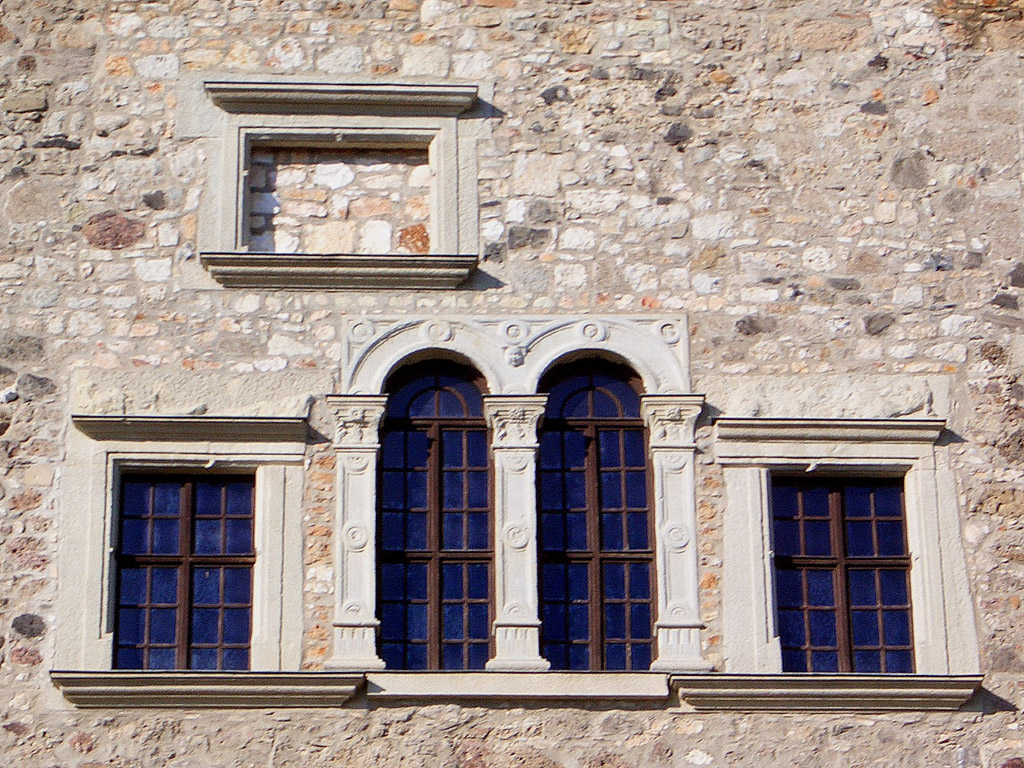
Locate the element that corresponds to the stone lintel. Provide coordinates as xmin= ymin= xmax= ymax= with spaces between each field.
xmin=71 ymin=414 xmax=309 ymax=443
xmin=715 ymin=417 xmax=945 ymax=445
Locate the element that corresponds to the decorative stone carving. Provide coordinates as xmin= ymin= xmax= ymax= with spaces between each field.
xmin=504 ymin=345 xmax=526 ymax=367
xmin=484 ymin=396 xmax=546 ymax=449
xmin=343 ymin=524 xmax=370 ymax=551
xmin=328 ymin=397 xmax=387 ymax=448
xmin=504 ymin=523 xmax=531 ymax=550
xmin=641 ymin=395 xmax=704 ymax=449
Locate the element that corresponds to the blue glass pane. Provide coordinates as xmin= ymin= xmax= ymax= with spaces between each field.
xmin=568 ymin=605 xmax=589 ymax=643
xmin=631 ymin=644 xmax=651 ymax=670
xmin=563 ymin=391 xmax=589 ymax=418
xmin=409 ymin=390 xmax=435 ymax=418
xmin=191 ymin=608 xmax=219 ymax=644
xmin=468 ymin=472 xmax=487 ymax=509
xmin=406 ymin=564 xmax=428 ymax=600
xmin=381 ymin=605 xmax=404 ymax=640
xmin=225 ymin=519 xmax=252 ymax=555
xmin=886 ymin=650 xmax=913 ymax=672
xmin=468 ymin=564 xmax=488 ymax=599
xmin=630 ymin=564 xmax=650 ymax=599
xmin=540 ymin=474 xmax=563 ymax=511
xmin=875 ymin=486 xmax=902 ymax=516
xmin=601 ymin=473 xmax=622 ymax=509
xmin=380 ymin=564 xmax=404 ymax=600
xmin=568 ymin=564 xmax=588 ymax=600
xmin=222 ymin=649 xmax=248 ymax=670
xmin=880 ymin=570 xmax=908 ymax=605
xmin=775 ymin=570 xmax=803 ymax=608
xmin=566 ymin=472 xmax=586 ymax=509
xmin=443 ymin=512 xmax=464 ymax=550
xmin=625 ymin=472 xmax=646 ymax=509
xmin=224 ymin=569 xmax=250 ymax=604
xmin=407 ymin=431 xmax=429 ymax=466
xmin=407 ymin=512 xmax=427 ymax=550
xmin=443 ymin=564 xmax=462 ymax=600
xmin=542 ymin=605 xmax=566 ymax=639
xmin=190 ymin=649 xmax=218 ymax=670
xmin=566 ymin=512 xmax=587 ymax=550
xmin=223 ymin=608 xmax=250 ymax=644
xmin=121 ymin=519 xmax=148 ymax=555
xmin=382 ymin=643 xmax=403 ymax=668
xmin=602 ymin=378 xmax=641 ymax=417
xmin=226 ymin=482 xmax=252 ymax=516
xmin=467 ymin=431 xmax=487 ymax=467
xmin=381 ymin=472 xmax=404 ymax=509
xmin=149 ymin=608 xmax=176 ymax=644
xmin=851 ymin=611 xmax=879 ymax=646
xmin=540 ymin=432 xmax=561 ymax=469
xmin=118 ymin=608 xmax=145 ymax=644
xmin=154 ymin=483 xmax=180 ymax=517
xmin=468 ymin=604 xmax=488 ymax=638
xmin=148 ymin=648 xmax=176 ymax=669
xmin=808 ymin=611 xmax=837 ymax=647
xmin=602 ymin=513 xmax=624 ymax=551
xmin=877 ymin=521 xmax=905 ymax=556
xmin=854 ymin=650 xmax=881 ymax=673
xmin=631 ymin=604 xmax=651 ymax=639
xmin=468 ymin=644 xmax=489 ymax=669
xmin=773 ymin=520 xmax=799 ymax=556
xmin=844 ymin=486 xmax=872 ymax=517
xmin=605 ymin=604 xmax=625 ymax=639
xmin=195 ymin=483 xmax=221 ymax=516
xmin=806 ymin=571 xmax=835 ymax=607
xmin=772 ymin=485 xmax=799 ymax=517
xmin=627 ymin=512 xmax=648 ymax=549
xmin=406 ymin=644 xmax=427 ymax=669
xmin=593 ymin=390 xmax=619 ymax=418
xmin=443 ymin=644 xmax=464 ymax=669
xmin=848 ymin=570 xmax=877 ymax=607
xmin=381 ymin=513 xmax=403 ymax=550
xmin=542 ymin=513 xmax=565 ymax=551
xmin=846 ymin=522 xmax=874 ymax=557
xmin=407 ymin=604 xmax=428 ymax=640
xmin=442 ymin=431 xmax=463 ymax=468
xmin=117 ymin=647 xmax=144 ymax=669
xmin=781 ymin=649 xmax=807 ymax=672
xmin=437 ymin=390 xmax=463 ymax=418
xmin=623 ymin=431 xmax=644 ymax=467
xmin=883 ymin=610 xmax=911 ymax=646
xmin=468 ymin=512 xmax=488 ymax=549
xmin=123 ymin=482 xmax=150 ymax=517
xmin=194 ymin=519 xmax=221 ymax=555
xmin=604 ymin=564 xmax=625 ymax=599
xmin=804 ymin=520 xmax=831 ymax=556
xmin=448 ymin=378 xmax=483 ymax=417
xmin=568 ymin=645 xmax=589 ymax=670
xmin=193 ymin=568 xmax=220 ymax=605
xmin=803 ymin=488 xmax=830 ymax=516
xmin=606 ymin=643 xmax=626 ymax=669
xmin=599 ymin=432 xmax=620 ymax=466
xmin=152 ymin=519 xmax=179 ymax=555
xmin=407 ymin=472 xmax=427 ymax=509
xmin=810 ymin=651 xmax=839 ymax=672
xmin=119 ymin=568 xmax=147 ymax=604
xmin=564 ymin=432 xmax=586 ymax=468
xmin=777 ymin=610 xmax=805 ymax=646
xmin=542 ymin=564 xmax=565 ymax=600
xmin=381 ymin=432 xmax=404 ymax=469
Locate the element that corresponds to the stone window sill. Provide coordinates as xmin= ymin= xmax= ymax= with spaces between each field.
xmin=199 ymin=252 xmax=478 ymax=290
xmin=50 ymin=671 xmax=364 ymax=708
xmin=670 ymin=674 xmax=984 ymax=712
xmin=366 ymin=672 xmax=670 ymax=702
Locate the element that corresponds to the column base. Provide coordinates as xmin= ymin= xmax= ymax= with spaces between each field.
xmin=489 ymin=623 xmax=549 ymax=671
xmin=650 ymin=624 xmax=713 ymax=673
xmin=327 ymin=624 xmax=386 ymax=671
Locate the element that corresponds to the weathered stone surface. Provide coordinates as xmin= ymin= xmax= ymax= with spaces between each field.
xmin=891 ymin=152 xmax=929 ymax=189
xmin=15 ymin=373 xmax=55 ymax=399
xmin=11 ymin=614 xmax=45 ymax=638
xmin=864 ymin=313 xmax=896 ymax=335
xmin=82 ymin=210 xmax=145 ymax=249
xmin=2 ymin=91 xmax=47 ymax=113
xmin=0 ymin=333 xmax=43 ymax=363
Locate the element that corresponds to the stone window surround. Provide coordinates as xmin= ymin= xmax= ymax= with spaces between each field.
xmin=192 ymin=78 xmax=482 ymax=289
xmin=55 ymin=415 xmax=307 ymax=673
xmin=715 ymin=417 xmax=981 ymax=677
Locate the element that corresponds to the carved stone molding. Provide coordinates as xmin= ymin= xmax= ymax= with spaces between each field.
xmin=484 ymin=396 xmax=547 ymax=449
xmin=325 ymin=395 xmax=388 ymax=448
xmin=641 ymin=395 xmax=705 ymax=449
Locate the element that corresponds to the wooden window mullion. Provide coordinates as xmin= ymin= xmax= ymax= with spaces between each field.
xmin=831 ymin=487 xmax=853 ymax=673
xmin=176 ymin=482 xmax=192 ymax=669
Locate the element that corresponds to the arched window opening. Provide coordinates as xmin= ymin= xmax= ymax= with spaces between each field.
xmin=377 ymin=361 xmax=492 ymax=670
xmin=537 ymin=362 xmax=655 ymax=670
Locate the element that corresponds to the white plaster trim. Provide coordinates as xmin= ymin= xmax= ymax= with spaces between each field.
xmin=670 ymin=674 xmax=983 ymax=712
xmin=366 ymin=672 xmax=669 ymax=700
xmin=198 ymin=252 xmax=477 ymax=290
xmin=51 ymin=671 xmax=364 ymax=708
xmin=71 ymin=414 xmax=309 ymax=442
xmin=716 ymin=417 xmax=980 ymax=676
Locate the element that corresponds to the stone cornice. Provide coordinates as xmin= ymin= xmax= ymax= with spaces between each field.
xmin=670 ymin=674 xmax=983 ymax=712
xmin=204 ymin=79 xmax=479 ymax=115
xmin=51 ymin=671 xmax=365 ymax=708
xmin=714 ymin=417 xmax=945 ymax=445
xmin=71 ymin=415 xmax=309 ymax=443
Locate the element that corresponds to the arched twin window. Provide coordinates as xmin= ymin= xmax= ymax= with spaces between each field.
xmin=376 ymin=358 xmax=655 ymax=670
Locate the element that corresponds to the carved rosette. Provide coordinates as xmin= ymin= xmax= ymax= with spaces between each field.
xmin=640 ymin=395 xmax=704 ymax=449
xmin=325 ymin=395 xmax=388 ymax=449
xmin=483 ymin=396 xmax=547 ymax=450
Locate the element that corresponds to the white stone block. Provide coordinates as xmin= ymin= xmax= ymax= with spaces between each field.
xmin=313 ymin=163 xmax=355 ymax=189
xmin=359 ymin=220 xmax=393 ymax=254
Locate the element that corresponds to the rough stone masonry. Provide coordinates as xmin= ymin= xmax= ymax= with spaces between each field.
xmin=1 ymin=0 xmax=1024 ymax=765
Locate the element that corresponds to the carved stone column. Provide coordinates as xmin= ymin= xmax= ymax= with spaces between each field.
xmin=324 ymin=395 xmax=388 ymax=671
xmin=641 ymin=394 xmax=713 ymax=672
xmin=483 ymin=395 xmax=551 ymax=671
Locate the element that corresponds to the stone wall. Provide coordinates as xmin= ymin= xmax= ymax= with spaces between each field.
xmin=0 ymin=0 xmax=1023 ymax=765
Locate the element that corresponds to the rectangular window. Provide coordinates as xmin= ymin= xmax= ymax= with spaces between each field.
xmin=114 ymin=475 xmax=256 ymax=670
xmin=772 ymin=478 xmax=914 ymax=673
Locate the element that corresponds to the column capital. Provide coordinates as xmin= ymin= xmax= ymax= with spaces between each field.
xmin=640 ymin=394 xmax=705 ymax=448
xmin=483 ymin=395 xmax=548 ymax=449
xmin=325 ymin=395 xmax=388 ymax=449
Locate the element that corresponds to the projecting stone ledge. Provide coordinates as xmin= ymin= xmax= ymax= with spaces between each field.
xmin=199 ymin=252 xmax=478 ymax=290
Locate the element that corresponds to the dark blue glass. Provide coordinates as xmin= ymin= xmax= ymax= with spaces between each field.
xmin=885 ymin=650 xmax=913 ymax=672
xmin=876 ymin=521 xmax=905 ymax=556
xmin=152 ymin=519 xmax=179 ymax=555
xmin=542 ymin=604 xmax=566 ymax=639
xmin=803 ymin=488 xmax=830 ymax=516
xmin=467 ymin=431 xmax=487 ymax=466
xmin=874 ymin=486 xmax=902 ymax=516
xmin=225 ymin=519 xmax=252 ymax=555
xmin=154 ymin=483 xmax=180 ymax=517
xmin=468 ymin=564 xmax=488 ymax=599
xmin=226 ymin=482 xmax=251 ymax=516
xmin=408 ymin=390 xmax=435 ymax=418
xmin=540 ymin=433 xmax=562 ymax=469
xmin=443 ymin=564 xmax=462 ymax=600
xmin=564 ymin=432 xmax=586 ymax=468
xmin=599 ymin=432 xmax=620 ymax=466
xmin=381 ymin=471 xmax=404 ymax=509
xmin=848 ymin=570 xmax=876 ymax=607
xmin=846 ymin=522 xmax=874 ymax=557
xmin=631 ymin=644 xmax=651 ymax=670
xmin=542 ymin=564 xmax=565 ymax=600
xmin=149 ymin=608 xmax=176 ymax=644
xmin=851 ymin=611 xmax=879 ymax=646
xmin=775 ymin=569 xmax=803 ymax=608
xmin=380 ymin=563 xmax=404 ymax=601
xmin=123 ymin=482 xmax=150 ymax=517
xmin=623 ymin=431 xmax=644 ymax=467
xmin=569 ymin=604 xmax=589 ymax=640
xmin=407 ymin=431 xmax=429 ymax=466
xmin=223 ymin=608 xmax=250 ymax=644
xmin=406 ymin=644 xmax=427 ymax=669
xmin=148 ymin=648 xmax=176 ymax=669
xmin=883 ymin=610 xmax=911 ymax=646
xmin=406 ymin=564 xmax=428 ymax=600
xmin=773 ymin=520 xmax=799 ymax=556
xmin=468 ymin=604 xmax=488 ymax=638
xmin=443 ymin=605 xmax=464 ymax=640
xmin=222 ymin=649 xmax=248 ymax=670
xmin=381 ymin=432 xmax=404 ymax=469
xmin=381 ymin=512 xmax=403 ymax=550
xmin=568 ymin=564 xmax=588 ymax=601
xmin=437 ymin=390 xmax=463 ymax=418
xmin=880 ymin=570 xmax=908 ymax=605
xmin=121 ymin=519 xmax=148 ymax=555
xmin=811 ymin=650 xmax=839 ymax=672
xmin=808 ymin=611 xmax=837 ymax=647
xmin=542 ymin=513 xmax=565 ymax=551
xmin=592 ymin=390 xmax=619 ymax=418
xmin=448 ymin=377 xmax=484 ymax=417
xmin=565 ymin=472 xmax=586 ymax=509
xmin=407 ymin=604 xmax=428 ymax=640
xmin=804 ymin=520 xmax=831 ymax=556
xmin=468 ymin=472 xmax=487 ymax=509
xmin=566 ymin=512 xmax=587 ymax=550
xmin=468 ymin=644 xmax=489 ymax=669
xmin=407 ymin=512 xmax=427 ymax=550
xmin=191 ymin=608 xmax=219 ymax=644
xmin=562 ymin=391 xmax=589 ymax=418
xmin=772 ymin=485 xmax=799 ymax=517
xmin=194 ymin=519 xmax=221 ymax=555
xmin=629 ymin=564 xmax=650 ymax=599
xmin=195 ymin=483 xmax=221 ymax=516
xmin=117 ymin=647 xmax=144 ymax=669
xmin=406 ymin=471 xmax=427 ymax=509
xmin=568 ymin=645 xmax=589 ymax=670
xmin=442 ymin=431 xmax=463 ymax=467
xmin=193 ymin=568 xmax=220 ymax=605
xmin=602 ymin=513 xmax=624 ymax=551
xmin=601 ymin=473 xmax=622 ymax=509
xmin=855 ymin=650 xmax=881 ymax=673
xmin=119 ymin=568 xmax=147 ymax=604
xmin=443 ymin=512 xmax=463 ymax=550
xmin=782 ymin=649 xmax=806 ymax=671
xmin=224 ymin=569 xmax=250 ymax=604
xmin=806 ymin=571 xmax=835 ymax=607
xmin=468 ymin=512 xmax=488 ymax=549
xmin=844 ymin=486 xmax=872 ymax=517
xmin=601 ymin=377 xmax=641 ymax=417
xmin=630 ymin=604 xmax=651 ymax=639
xmin=606 ymin=643 xmax=626 ymax=669
xmin=443 ymin=644 xmax=463 ymax=669
xmin=604 ymin=564 xmax=625 ymax=600
xmin=190 ymin=649 xmax=218 ymax=670
xmin=118 ymin=608 xmax=145 ymax=644
xmin=381 ymin=643 xmax=403 ymax=668
xmin=777 ymin=610 xmax=805 ymax=645
xmin=381 ymin=606 xmax=404 ymax=640
xmin=540 ymin=474 xmax=563 ymax=511
xmin=627 ymin=512 xmax=648 ymax=549
xmin=605 ymin=604 xmax=626 ymax=639
xmin=625 ymin=472 xmax=646 ymax=508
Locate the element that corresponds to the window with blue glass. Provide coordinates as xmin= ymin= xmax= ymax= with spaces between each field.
xmin=537 ymin=362 xmax=654 ymax=671
xmin=772 ymin=479 xmax=914 ymax=673
xmin=378 ymin=361 xmax=492 ymax=670
xmin=114 ymin=475 xmax=255 ymax=670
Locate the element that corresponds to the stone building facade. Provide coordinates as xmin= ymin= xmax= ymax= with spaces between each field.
xmin=1 ymin=0 xmax=1024 ymax=765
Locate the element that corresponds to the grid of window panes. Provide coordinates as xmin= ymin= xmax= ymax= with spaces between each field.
xmin=538 ymin=365 xmax=654 ymax=671
xmin=114 ymin=477 xmax=254 ymax=670
xmin=378 ymin=364 xmax=491 ymax=670
xmin=772 ymin=480 xmax=913 ymax=673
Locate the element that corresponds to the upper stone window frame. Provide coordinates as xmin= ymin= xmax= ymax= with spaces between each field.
xmin=189 ymin=77 xmax=481 ymax=289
